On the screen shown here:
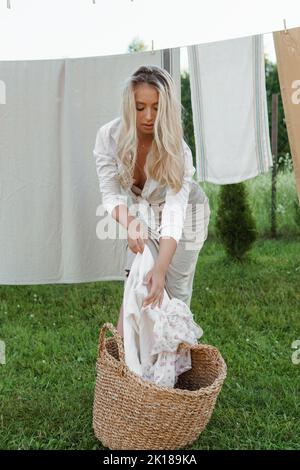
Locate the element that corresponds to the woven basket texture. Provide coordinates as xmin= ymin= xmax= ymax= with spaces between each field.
xmin=93 ymin=322 xmax=227 ymax=450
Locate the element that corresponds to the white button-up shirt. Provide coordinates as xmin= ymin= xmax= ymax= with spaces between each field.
xmin=93 ymin=116 xmax=196 ymax=243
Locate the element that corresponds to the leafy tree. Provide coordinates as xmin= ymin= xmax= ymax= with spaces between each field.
xmin=265 ymin=57 xmax=291 ymax=172
xmin=181 ymin=71 xmax=196 ymax=168
xmin=127 ymin=37 xmax=148 ymax=53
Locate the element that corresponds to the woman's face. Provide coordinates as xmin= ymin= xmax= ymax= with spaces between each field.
xmin=134 ymin=83 xmax=159 ymax=137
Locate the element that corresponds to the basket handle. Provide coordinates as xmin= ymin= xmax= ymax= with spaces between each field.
xmin=97 ymin=322 xmax=125 ymax=364
xmin=177 ymin=341 xmax=192 ymax=352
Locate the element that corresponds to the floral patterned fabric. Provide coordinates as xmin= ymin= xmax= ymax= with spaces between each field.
xmin=123 ymin=244 xmax=203 ymax=388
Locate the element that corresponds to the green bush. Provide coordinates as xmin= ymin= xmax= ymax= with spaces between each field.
xmin=215 ymin=183 xmax=257 ymax=260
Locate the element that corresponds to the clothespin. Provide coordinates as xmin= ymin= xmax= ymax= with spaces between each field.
xmin=151 ymin=40 xmax=155 ymax=55
xmin=283 ymin=18 xmax=288 ymax=34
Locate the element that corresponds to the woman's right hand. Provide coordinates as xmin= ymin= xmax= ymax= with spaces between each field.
xmin=127 ymin=218 xmax=148 ymax=254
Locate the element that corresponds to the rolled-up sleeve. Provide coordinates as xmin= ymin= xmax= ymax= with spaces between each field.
xmin=93 ymin=126 xmax=128 ymax=216
xmin=158 ymin=141 xmax=196 ymax=243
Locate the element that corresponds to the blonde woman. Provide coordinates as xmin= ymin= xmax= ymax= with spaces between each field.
xmin=93 ymin=65 xmax=210 ymax=337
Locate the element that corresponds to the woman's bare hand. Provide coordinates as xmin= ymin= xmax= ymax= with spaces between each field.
xmin=127 ymin=218 xmax=148 ymax=254
xmin=142 ymin=266 xmax=166 ymax=308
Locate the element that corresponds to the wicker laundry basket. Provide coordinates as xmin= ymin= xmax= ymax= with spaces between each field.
xmin=93 ymin=322 xmax=227 ymax=450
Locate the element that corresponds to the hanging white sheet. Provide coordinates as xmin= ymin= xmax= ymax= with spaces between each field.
xmin=0 ymin=48 xmax=180 ymax=284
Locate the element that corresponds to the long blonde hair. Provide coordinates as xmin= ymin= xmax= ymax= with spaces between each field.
xmin=116 ymin=65 xmax=185 ymax=192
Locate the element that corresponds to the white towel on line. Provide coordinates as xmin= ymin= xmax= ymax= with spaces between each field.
xmin=188 ymin=34 xmax=273 ymax=184
xmin=123 ymin=243 xmax=203 ymax=388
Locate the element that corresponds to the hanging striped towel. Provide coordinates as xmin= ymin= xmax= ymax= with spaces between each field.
xmin=188 ymin=35 xmax=273 ymax=184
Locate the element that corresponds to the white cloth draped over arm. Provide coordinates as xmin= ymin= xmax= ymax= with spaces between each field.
xmin=158 ymin=141 xmax=196 ymax=243
xmin=93 ymin=126 xmax=128 ymax=216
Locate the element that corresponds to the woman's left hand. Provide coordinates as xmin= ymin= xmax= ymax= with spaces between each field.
xmin=142 ymin=266 xmax=166 ymax=309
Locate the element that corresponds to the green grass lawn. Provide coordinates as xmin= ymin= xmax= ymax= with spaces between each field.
xmin=0 ymin=237 xmax=299 ymax=450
